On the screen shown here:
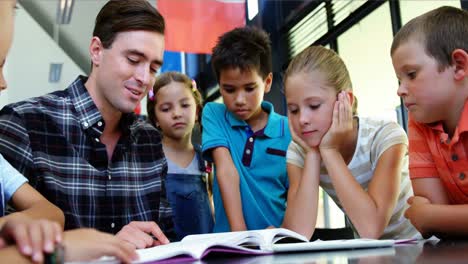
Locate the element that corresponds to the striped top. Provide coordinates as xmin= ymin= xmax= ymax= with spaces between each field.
xmin=287 ymin=116 xmax=419 ymax=239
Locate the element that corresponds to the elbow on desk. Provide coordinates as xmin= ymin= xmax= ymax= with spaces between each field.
xmin=356 ymin=225 xmax=384 ymax=239
xmin=282 ymin=223 xmax=314 ymax=241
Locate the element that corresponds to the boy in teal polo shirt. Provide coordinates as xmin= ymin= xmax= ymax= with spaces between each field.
xmin=202 ymin=27 xmax=291 ymax=232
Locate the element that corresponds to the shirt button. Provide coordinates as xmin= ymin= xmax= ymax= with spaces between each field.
xmin=246 ymin=149 xmax=251 ymax=155
xmin=95 ymin=138 xmax=100 ymax=142
xmin=249 ymin=137 xmax=254 ymax=143
xmin=82 ymin=122 xmax=89 ymax=128
xmin=111 ymin=222 xmax=115 ymax=228
xmin=97 ymin=121 xmax=103 ymax=127
xmin=452 ymin=154 xmax=458 ymax=161
xmin=460 ymin=173 xmax=466 ymax=180
xmin=108 ymin=174 xmax=111 ymax=180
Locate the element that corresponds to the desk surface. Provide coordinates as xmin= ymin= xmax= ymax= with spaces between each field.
xmin=196 ymin=240 xmax=468 ymax=264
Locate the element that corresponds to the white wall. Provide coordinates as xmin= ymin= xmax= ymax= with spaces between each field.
xmin=338 ymin=2 xmax=398 ymax=121
xmin=1 ymin=4 xmax=84 ymax=108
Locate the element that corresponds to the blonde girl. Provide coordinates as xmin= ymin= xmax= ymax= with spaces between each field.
xmin=281 ymin=46 xmax=419 ymax=240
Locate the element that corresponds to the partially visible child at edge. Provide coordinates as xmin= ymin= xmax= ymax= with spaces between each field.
xmin=0 ymin=1 xmax=136 ymax=263
xmin=202 ymin=27 xmax=291 ymax=232
xmin=281 ymin=45 xmax=420 ymax=240
xmin=391 ymin=6 xmax=468 ymax=239
xmin=147 ymin=71 xmax=213 ymax=240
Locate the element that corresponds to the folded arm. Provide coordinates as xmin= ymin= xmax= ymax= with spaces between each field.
xmin=406 ymin=178 xmax=468 ymax=239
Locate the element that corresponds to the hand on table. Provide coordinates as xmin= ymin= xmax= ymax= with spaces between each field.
xmin=0 ymin=216 xmax=61 ymax=263
xmin=63 ymin=228 xmax=137 ymax=264
xmin=116 ymin=221 xmax=170 ymax=249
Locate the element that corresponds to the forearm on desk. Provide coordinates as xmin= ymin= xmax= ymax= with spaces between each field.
xmin=282 ymin=152 xmax=321 ymax=239
xmin=416 ymin=204 xmax=468 ymax=238
xmin=320 ymin=146 xmax=403 ymax=239
xmin=0 ymin=246 xmax=32 ymax=264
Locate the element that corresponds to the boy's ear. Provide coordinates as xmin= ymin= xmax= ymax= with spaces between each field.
xmin=452 ymin=49 xmax=468 ymax=81
xmin=89 ymin=37 xmax=104 ymax=67
xmin=263 ymin=73 xmax=273 ymax=94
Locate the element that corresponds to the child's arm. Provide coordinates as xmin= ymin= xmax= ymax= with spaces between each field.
xmin=321 ymin=144 xmax=406 ymax=239
xmin=405 ymin=178 xmax=468 ymax=238
xmin=281 ymin=153 xmax=321 ymax=239
xmin=411 ymin=177 xmax=449 ymax=204
xmin=405 ymin=196 xmax=468 ymax=239
xmin=319 ymin=92 xmax=405 ymax=239
xmin=282 ymin=119 xmax=321 ymax=239
xmin=212 ymin=147 xmax=247 ymax=231
xmin=0 ymin=228 xmax=137 ymax=264
xmin=0 ymin=184 xmax=64 ymax=262
xmin=0 ymin=246 xmax=31 ymax=264
xmin=0 ymin=184 xmax=64 ymax=228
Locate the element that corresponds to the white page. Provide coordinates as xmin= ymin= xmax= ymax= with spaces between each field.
xmin=272 ymin=238 xmax=396 ymax=252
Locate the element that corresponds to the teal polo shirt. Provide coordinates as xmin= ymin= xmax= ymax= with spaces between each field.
xmin=202 ymin=101 xmax=291 ymax=232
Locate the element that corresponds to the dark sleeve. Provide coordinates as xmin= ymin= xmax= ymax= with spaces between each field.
xmin=0 ymin=105 xmax=35 ymax=185
xmin=158 ymin=160 xmax=176 ymax=241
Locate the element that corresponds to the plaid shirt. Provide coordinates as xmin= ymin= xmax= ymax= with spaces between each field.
xmin=0 ymin=76 xmax=174 ymax=237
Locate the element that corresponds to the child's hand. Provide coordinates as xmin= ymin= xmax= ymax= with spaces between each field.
xmin=288 ymin=118 xmax=314 ymax=154
xmin=0 ymin=216 xmax=62 ymax=263
xmin=319 ymin=91 xmax=353 ymax=151
xmin=63 ymin=228 xmax=137 ymax=264
xmin=404 ymin=196 xmax=432 ymax=238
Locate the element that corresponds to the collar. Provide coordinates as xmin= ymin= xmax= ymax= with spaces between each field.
xmin=457 ymin=99 xmax=468 ymax=134
xmin=70 ymin=76 xmax=136 ymax=134
xmin=224 ymin=101 xmax=285 ymax=138
xmin=426 ymin=99 xmax=468 ymax=144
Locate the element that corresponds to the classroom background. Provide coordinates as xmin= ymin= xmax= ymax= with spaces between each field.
xmin=2 ymin=0 xmax=465 ymax=233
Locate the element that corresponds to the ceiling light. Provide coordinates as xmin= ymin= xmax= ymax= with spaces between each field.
xmin=49 ymin=63 xmax=63 ymax=83
xmin=56 ymin=0 xmax=74 ymax=24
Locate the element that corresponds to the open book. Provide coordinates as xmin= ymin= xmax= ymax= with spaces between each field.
xmin=133 ymin=228 xmax=412 ymax=263
xmin=135 ymin=228 xmax=307 ymax=263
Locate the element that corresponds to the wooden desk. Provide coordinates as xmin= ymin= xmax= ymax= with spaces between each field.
xmin=198 ymin=240 xmax=468 ymax=264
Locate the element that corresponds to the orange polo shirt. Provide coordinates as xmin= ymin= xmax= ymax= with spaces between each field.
xmin=408 ymin=100 xmax=468 ymax=204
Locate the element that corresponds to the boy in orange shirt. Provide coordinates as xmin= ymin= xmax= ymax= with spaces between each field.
xmin=391 ymin=6 xmax=468 ymax=239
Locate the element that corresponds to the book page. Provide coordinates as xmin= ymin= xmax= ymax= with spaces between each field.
xmin=182 ymin=228 xmax=308 ymax=250
xmin=134 ymin=234 xmax=274 ymax=263
xmin=135 ymin=241 xmax=206 ymax=263
xmin=271 ymin=238 xmax=397 ymax=253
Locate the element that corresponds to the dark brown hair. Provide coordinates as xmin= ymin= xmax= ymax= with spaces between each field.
xmin=93 ymin=0 xmax=165 ymax=49
xmin=147 ymin=72 xmax=203 ymax=129
xmin=211 ymin=26 xmax=272 ymax=81
xmin=391 ymin=6 xmax=468 ymax=70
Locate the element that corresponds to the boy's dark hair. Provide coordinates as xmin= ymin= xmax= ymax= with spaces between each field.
xmin=211 ymin=26 xmax=272 ymax=81
xmin=391 ymin=6 xmax=468 ymax=70
xmin=147 ymin=71 xmax=203 ymax=129
xmin=93 ymin=0 xmax=165 ymax=49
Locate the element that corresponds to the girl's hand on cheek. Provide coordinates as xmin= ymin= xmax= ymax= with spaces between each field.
xmin=319 ymin=91 xmax=353 ymax=151
xmin=288 ymin=118 xmax=315 ymax=154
